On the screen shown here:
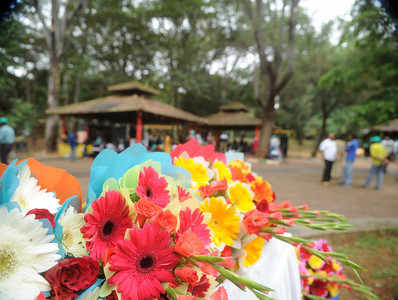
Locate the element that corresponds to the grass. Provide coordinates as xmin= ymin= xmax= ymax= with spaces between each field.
xmin=320 ymin=228 xmax=398 ymax=300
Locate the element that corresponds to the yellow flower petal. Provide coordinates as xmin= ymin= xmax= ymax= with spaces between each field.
xmin=308 ymin=255 xmax=324 ymax=270
xmin=212 ymin=160 xmax=232 ymax=183
xmin=328 ymin=282 xmax=340 ymax=297
xmin=200 ymin=197 xmax=240 ymax=246
xmin=227 ymin=182 xmax=254 ymax=212
xmin=243 ymin=237 xmax=266 ymax=266
xmin=174 ymin=157 xmax=210 ymax=187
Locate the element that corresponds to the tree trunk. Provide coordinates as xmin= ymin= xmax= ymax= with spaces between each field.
xmin=296 ymin=118 xmax=304 ymax=145
xmin=45 ymin=58 xmax=60 ymax=152
xmin=256 ymin=109 xmax=276 ymax=158
xmin=311 ymin=112 xmax=328 ymax=157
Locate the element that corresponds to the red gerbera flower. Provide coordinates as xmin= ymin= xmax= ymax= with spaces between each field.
xmin=136 ymin=166 xmax=170 ymax=208
xmin=108 ymin=223 xmax=179 ymax=300
xmin=178 ymin=208 xmax=210 ymax=246
xmin=310 ymin=278 xmax=328 ymax=297
xmin=81 ymin=191 xmax=132 ymax=261
xmin=177 ymin=186 xmax=190 ymax=202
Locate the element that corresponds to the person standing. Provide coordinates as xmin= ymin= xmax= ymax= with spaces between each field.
xmin=68 ymin=131 xmax=77 ymax=161
xmin=394 ymin=139 xmax=398 ymax=159
xmin=319 ymin=133 xmax=337 ymax=185
xmin=381 ymin=136 xmax=395 ymax=172
xmin=332 ymin=136 xmax=346 ymax=179
xmin=0 ymin=117 xmax=15 ymax=164
xmin=340 ymin=134 xmax=359 ymax=186
xmin=363 ymin=136 xmax=388 ymax=190
xmin=280 ymin=133 xmax=289 ymax=160
xmin=270 ymin=134 xmax=281 ymax=159
xmin=219 ymin=131 xmax=229 ymax=153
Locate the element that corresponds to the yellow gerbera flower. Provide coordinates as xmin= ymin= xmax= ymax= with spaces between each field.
xmin=227 ymin=182 xmax=254 ymax=212
xmin=212 ymin=160 xmax=232 ymax=183
xmin=328 ymin=282 xmax=340 ymax=297
xmin=332 ymin=259 xmax=341 ymax=272
xmin=174 ymin=157 xmax=211 ymax=187
xmin=200 ymin=197 xmax=240 ymax=246
xmin=243 ymin=237 xmax=266 ymax=266
xmin=308 ymin=269 xmax=314 ymax=285
xmin=308 ymin=255 xmax=324 ymax=270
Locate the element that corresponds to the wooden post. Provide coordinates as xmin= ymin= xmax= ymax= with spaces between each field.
xmin=136 ymin=111 xmax=142 ymax=143
xmin=61 ymin=117 xmax=67 ymax=135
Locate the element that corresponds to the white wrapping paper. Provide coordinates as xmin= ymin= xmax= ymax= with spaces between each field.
xmin=222 ymin=237 xmax=302 ymax=300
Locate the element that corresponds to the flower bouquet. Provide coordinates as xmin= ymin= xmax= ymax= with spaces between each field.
xmin=297 ymin=239 xmax=344 ymax=300
xmin=169 ymin=139 xmax=379 ymax=300
xmin=0 ymin=146 xmax=272 ymax=300
xmin=297 ymin=239 xmax=379 ymax=300
xmin=0 ymin=140 xmax=378 ymax=300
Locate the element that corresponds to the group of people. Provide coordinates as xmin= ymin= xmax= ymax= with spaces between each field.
xmin=319 ymin=133 xmax=396 ymax=189
xmin=0 ymin=117 xmax=15 ymax=164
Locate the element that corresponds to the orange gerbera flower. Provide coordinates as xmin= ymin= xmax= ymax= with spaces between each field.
xmin=228 ymin=159 xmax=251 ymax=183
xmin=251 ymin=177 xmax=274 ymax=203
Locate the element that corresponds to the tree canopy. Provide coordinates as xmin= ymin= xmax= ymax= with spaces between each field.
xmin=0 ymin=0 xmax=397 ymax=150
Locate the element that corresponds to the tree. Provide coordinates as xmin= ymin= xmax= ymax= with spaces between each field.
xmin=278 ymin=20 xmax=334 ymax=145
xmin=243 ymin=0 xmax=300 ymax=157
xmin=32 ymin=0 xmax=86 ymax=152
xmin=307 ymin=0 xmax=398 ymax=150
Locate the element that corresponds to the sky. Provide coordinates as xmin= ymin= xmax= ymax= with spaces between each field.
xmin=302 ymin=0 xmax=355 ymax=40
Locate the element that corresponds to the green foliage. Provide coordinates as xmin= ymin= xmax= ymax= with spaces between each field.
xmin=1 ymin=0 xmax=397 ymax=139
xmin=4 ymin=99 xmax=39 ymax=134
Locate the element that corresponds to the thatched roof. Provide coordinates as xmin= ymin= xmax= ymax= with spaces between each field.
xmin=46 ymin=95 xmax=205 ymax=124
xmin=205 ymin=102 xmax=260 ymax=129
xmin=206 ymin=111 xmax=261 ymax=129
xmin=107 ymin=81 xmax=160 ymax=96
xmin=373 ymin=119 xmax=398 ymax=132
xmin=219 ymin=102 xmax=249 ymax=112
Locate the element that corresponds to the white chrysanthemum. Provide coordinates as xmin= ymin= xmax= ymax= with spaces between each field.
xmin=0 ymin=207 xmax=60 ymax=300
xmin=11 ymin=165 xmax=61 ymax=214
xmin=59 ymin=207 xmax=87 ymax=257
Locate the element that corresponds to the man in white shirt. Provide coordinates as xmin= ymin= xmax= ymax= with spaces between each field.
xmin=319 ymin=133 xmax=337 ymax=185
xmin=381 ymin=136 xmax=394 ymax=156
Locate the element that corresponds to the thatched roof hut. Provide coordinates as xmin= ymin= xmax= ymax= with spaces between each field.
xmin=46 ymin=82 xmax=205 ymax=125
xmin=47 ymin=81 xmax=206 ymax=142
xmin=372 ymin=119 xmax=398 ymax=132
xmin=205 ymin=102 xmax=261 ymax=130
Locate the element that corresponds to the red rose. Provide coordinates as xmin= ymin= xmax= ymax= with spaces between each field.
xmin=45 ymin=257 xmax=99 ymax=299
xmin=106 ymin=291 xmax=119 ymax=300
xmin=26 ymin=208 xmax=56 ymax=227
xmin=255 ymin=199 xmax=269 ymax=213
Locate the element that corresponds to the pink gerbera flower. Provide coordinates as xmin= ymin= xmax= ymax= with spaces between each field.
xmin=108 ymin=223 xmax=179 ymax=300
xmin=136 ymin=166 xmax=170 ymax=208
xmin=81 ymin=191 xmax=132 ymax=261
xmin=314 ymin=239 xmax=332 ymax=252
xmin=178 ymin=208 xmax=211 ymax=246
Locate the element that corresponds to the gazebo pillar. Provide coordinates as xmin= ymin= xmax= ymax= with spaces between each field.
xmin=255 ymin=126 xmax=260 ymax=139
xmin=136 ymin=111 xmax=143 ymax=143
